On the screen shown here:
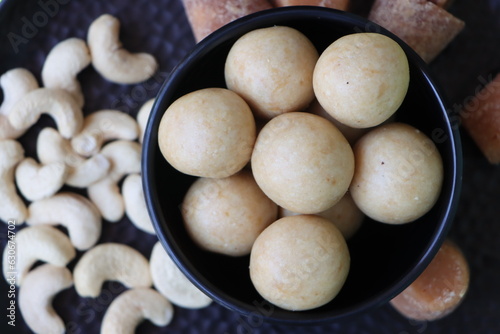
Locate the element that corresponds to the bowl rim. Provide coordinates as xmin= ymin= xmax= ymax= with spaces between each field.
xmin=142 ymin=6 xmax=463 ymax=325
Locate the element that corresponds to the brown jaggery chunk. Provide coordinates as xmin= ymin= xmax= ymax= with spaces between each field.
xmin=181 ymin=0 xmax=273 ymax=42
xmin=368 ymin=0 xmax=465 ymax=63
xmin=461 ymin=73 xmax=500 ymax=164
xmin=270 ymin=0 xmax=350 ymax=11
xmin=390 ymin=239 xmax=470 ymax=321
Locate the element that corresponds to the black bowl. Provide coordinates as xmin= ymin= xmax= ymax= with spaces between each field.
xmin=142 ymin=6 xmax=462 ymax=325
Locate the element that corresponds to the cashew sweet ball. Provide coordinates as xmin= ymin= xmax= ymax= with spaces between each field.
xmin=251 ymin=112 xmax=355 ymax=214
xmin=313 ymin=32 xmax=410 ymax=128
xmin=158 ymin=87 xmax=256 ymax=178
xmin=181 ymin=170 xmax=278 ymax=256
xmin=350 ymin=122 xmax=444 ymax=224
xmin=307 ymin=99 xmax=369 ymax=146
xmin=250 ymin=214 xmax=350 ymax=311
xmin=225 ymin=26 xmax=318 ymax=119
xmin=280 ymin=192 xmax=364 ymax=240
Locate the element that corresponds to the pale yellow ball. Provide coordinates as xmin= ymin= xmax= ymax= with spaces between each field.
xmin=250 ymin=215 xmax=350 ymax=311
xmin=225 ymin=26 xmax=318 ymax=119
xmin=280 ymin=192 xmax=364 ymax=240
xmin=181 ymin=171 xmax=278 ymax=256
xmin=158 ymin=88 xmax=256 ymax=178
xmin=251 ymin=112 xmax=354 ymax=214
xmin=350 ymin=122 xmax=443 ymax=224
xmin=313 ymin=33 xmax=409 ymax=128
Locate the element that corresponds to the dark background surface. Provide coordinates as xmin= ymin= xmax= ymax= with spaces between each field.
xmin=0 ymin=0 xmax=499 ymax=333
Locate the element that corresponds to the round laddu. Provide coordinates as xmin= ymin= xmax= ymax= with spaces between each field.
xmin=251 ymin=112 xmax=355 ymax=214
xmin=158 ymin=88 xmax=256 ymax=178
xmin=390 ymin=239 xmax=470 ymax=321
xmin=313 ymin=32 xmax=410 ymax=128
xmin=249 ymin=215 xmax=350 ymax=311
xmin=280 ymin=192 xmax=364 ymax=240
xmin=350 ymin=122 xmax=443 ymax=224
xmin=225 ymin=26 xmax=318 ymax=119
xmin=307 ymin=99 xmax=368 ymax=146
xmin=181 ymin=170 xmax=278 ymax=256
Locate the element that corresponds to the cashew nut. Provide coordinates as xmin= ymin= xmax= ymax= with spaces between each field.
xmin=122 ymin=173 xmax=155 ymax=234
xmin=0 ymin=117 xmax=23 ymax=141
xmin=0 ymin=68 xmax=39 ymax=139
xmin=8 ymin=88 xmax=83 ymax=139
xmin=0 ymin=68 xmax=39 ymax=114
xmin=71 ymin=109 xmax=139 ymax=157
xmin=15 ymin=157 xmax=68 ymax=201
xmin=87 ymin=140 xmax=141 ymax=222
xmin=2 ymin=225 xmax=75 ymax=286
xmin=150 ymin=242 xmax=212 ymax=309
xmin=41 ymin=38 xmax=91 ymax=107
xmin=73 ymin=243 xmax=152 ymax=297
xmin=0 ymin=139 xmax=27 ymax=224
xmin=101 ymin=288 xmax=174 ymax=334
xmin=87 ymin=14 xmax=158 ymax=84
xmin=137 ymin=98 xmax=154 ymax=143
xmin=101 ymin=139 xmax=142 ymax=183
xmin=27 ymin=192 xmax=102 ymax=251
xmin=37 ymin=127 xmax=110 ymax=187
xmin=19 ymin=264 xmax=73 ymax=334
xmin=87 ymin=178 xmax=123 ymax=222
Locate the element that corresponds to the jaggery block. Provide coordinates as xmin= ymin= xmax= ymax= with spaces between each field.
xmin=461 ymin=73 xmax=500 ymax=164
xmin=368 ymin=0 xmax=464 ymax=63
xmin=181 ymin=0 xmax=273 ymax=42
xmin=270 ymin=0 xmax=349 ymax=11
xmin=390 ymin=239 xmax=470 ymax=321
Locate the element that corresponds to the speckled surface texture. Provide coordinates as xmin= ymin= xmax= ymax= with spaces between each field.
xmin=0 ymin=0 xmax=499 ymax=333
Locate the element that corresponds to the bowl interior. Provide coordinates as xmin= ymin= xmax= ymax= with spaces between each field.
xmin=142 ymin=7 xmax=462 ymax=324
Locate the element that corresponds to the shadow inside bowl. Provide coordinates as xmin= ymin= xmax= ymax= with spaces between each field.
xmin=142 ymin=6 xmax=462 ymax=325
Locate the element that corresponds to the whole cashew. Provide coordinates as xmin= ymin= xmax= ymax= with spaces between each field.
xmin=73 ymin=243 xmax=152 ymax=298
xmin=66 ymin=154 xmax=110 ymax=187
xmin=101 ymin=288 xmax=174 ymax=334
xmin=2 ymin=225 xmax=75 ymax=286
xmin=102 ymin=140 xmax=142 ymax=182
xmin=0 ymin=68 xmax=39 ymax=139
xmin=19 ymin=264 xmax=73 ymax=334
xmin=37 ymin=127 xmax=110 ymax=187
xmin=87 ymin=178 xmax=123 ymax=222
xmin=87 ymin=140 xmax=141 ymax=222
xmin=8 ymin=88 xmax=83 ymax=139
xmin=0 ymin=117 xmax=23 ymax=141
xmin=0 ymin=139 xmax=27 ymax=224
xmin=122 ymin=173 xmax=155 ymax=234
xmin=0 ymin=68 xmax=39 ymax=114
xmin=41 ymin=37 xmax=91 ymax=108
xmin=150 ymin=242 xmax=212 ymax=309
xmin=71 ymin=109 xmax=139 ymax=157
xmin=137 ymin=98 xmax=154 ymax=143
xmin=27 ymin=192 xmax=102 ymax=251
xmin=87 ymin=14 xmax=158 ymax=84
xmin=15 ymin=157 xmax=68 ymax=201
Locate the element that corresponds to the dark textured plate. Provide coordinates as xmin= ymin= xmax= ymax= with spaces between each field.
xmin=1 ymin=0 xmax=500 ymax=333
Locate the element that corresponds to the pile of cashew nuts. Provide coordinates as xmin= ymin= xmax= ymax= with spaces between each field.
xmin=1 ymin=14 xmax=211 ymax=333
